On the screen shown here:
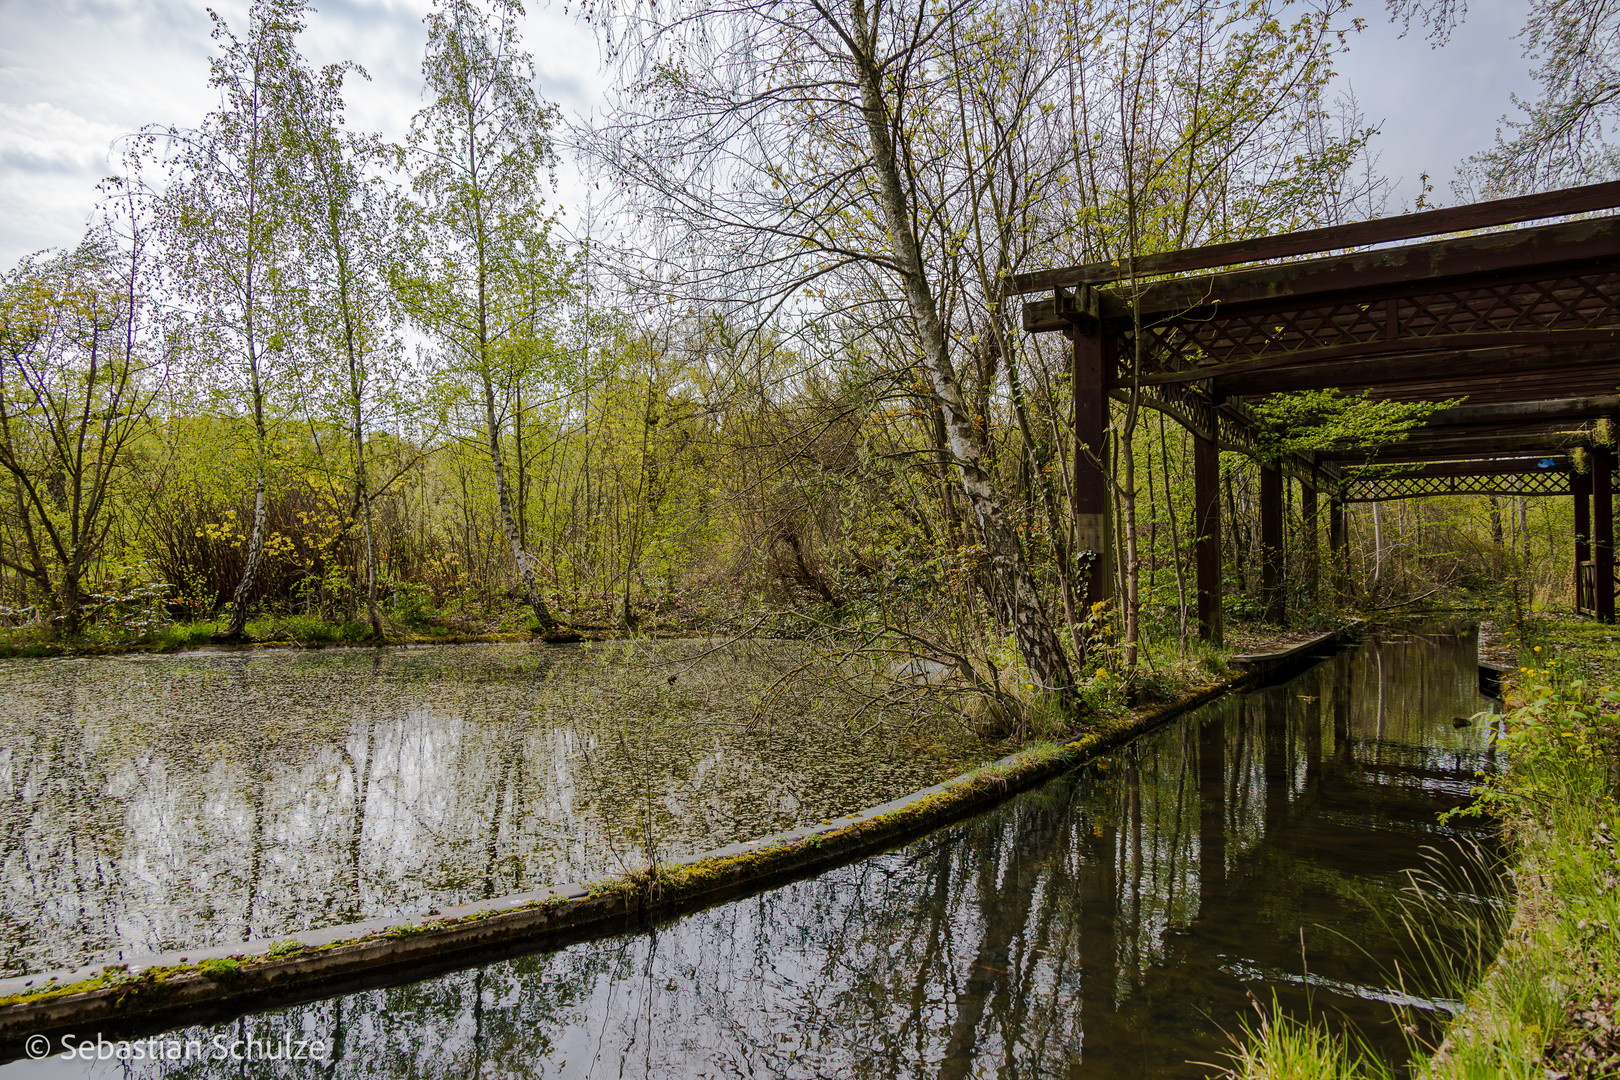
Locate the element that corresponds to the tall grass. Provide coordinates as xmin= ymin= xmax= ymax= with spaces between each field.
xmin=1222 ymin=995 xmax=1393 ymax=1080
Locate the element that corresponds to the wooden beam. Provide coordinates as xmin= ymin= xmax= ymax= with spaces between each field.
xmin=1596 ymin=447 xmax=1615 ymax=623
xmin=1005 ymin=180 xmax=1620 ymax=295
xmin=1094 ymin=216 xmax=1620 ymax=320
xmin=1370 ymin=376 xmax=1620 ymax=405
xmin=1576 ymin=469 xmax=1592 ymax=609
xmin=1142 ymin=333 xmax=1620 ymax=389
xmin=1320 ymin=431 xmax=1586 ymax=463
xmin=1195 ymin=432 xmax=1221 ymax=644
xmin=1215 ymin=348 xmax=1620 ymax=397
xmin=1073 ymin=325 xmax=1111 ymax=608
xmin=1326 ymin=420 xmax=1595 ymax=447
xmin=1414 ymin=396 xmax=1620 ymax=428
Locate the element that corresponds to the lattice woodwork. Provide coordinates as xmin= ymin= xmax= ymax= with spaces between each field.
xmin=1115 ymin=270 xmax=1620 ymax=373
xmin=1344 ymin=469 xmax=1573 ymax=502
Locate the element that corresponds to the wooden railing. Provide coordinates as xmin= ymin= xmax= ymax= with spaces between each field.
xmin=1576 ymin=560 xmax=1612 ymax=614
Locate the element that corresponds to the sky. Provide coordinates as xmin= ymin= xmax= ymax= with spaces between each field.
xmin=0 ymin=0 xmax=1543 ymax=269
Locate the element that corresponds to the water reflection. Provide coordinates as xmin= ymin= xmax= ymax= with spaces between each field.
xmin=0 ymin=640 xmax=992 ymax=975
xmin=4 ymin=621 xmax=1503 ymax=1078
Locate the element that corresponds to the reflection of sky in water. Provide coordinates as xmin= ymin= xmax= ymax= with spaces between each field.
xmin=0 ymin=621 xmax=1504 ymax=1080
xmin=0 ymin=640 xmax=994 ymax=976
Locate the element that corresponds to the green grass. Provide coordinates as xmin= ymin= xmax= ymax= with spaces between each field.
xmin=0 ymin=613 xmax=382 ymax=655
xmin=151 ymin=620 xmax=222 ymax=650
xmin=1417 ymin=648 xmax=1620 ymax=1080
xmin=1221 ymin=997 xmax=1393 ymax=1080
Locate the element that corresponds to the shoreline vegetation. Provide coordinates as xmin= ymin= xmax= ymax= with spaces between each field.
xmin=1226 ymin=612 xmax=1620 ymax=1080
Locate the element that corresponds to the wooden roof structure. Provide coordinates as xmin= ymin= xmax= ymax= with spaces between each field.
xmin=1010 ymin=180 xmax=1620 ymax=505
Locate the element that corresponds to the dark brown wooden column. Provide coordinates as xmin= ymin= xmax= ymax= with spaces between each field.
xmin=1260 ymin=465 xmax=1285 ymax=624
xmin=1329 ymin=497 xmax=1347 ymax=597
xmin=1302 ymin=483 xmax=1319 ymax=607
xmin=1574 ymin=468 xmax=1592 ymax=610
xmin=1194 ymin=432 xmax=1222 ymax=645
xmin=1263 ymin=692 xmax=1290 ymax=830
xmin=1595 ymin=447 xmax=1614 ymax=623
xmin=1071 ymin=320 xmax=1111 ymax=608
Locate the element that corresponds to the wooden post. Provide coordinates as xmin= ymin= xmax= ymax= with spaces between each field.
xmin=1595 ymin=447 xmax=1614 ymax=623
xmin=1071 ymin=320 xmax=1111 ymax=610
xmin=1194 ymin=431 xmax=1222 ymax=645
xmin=1260 ymin=465 xmax=1285 ymax=624
xmin=1302 ymin=483 xmax=1319 ymax=608
xmin=1575 ymin=468 xmax=1592 ymax=611
xmin=1198 ymin=713 xmax=1225 ymax=896
xmin=1263 ymin=692 xmax=1289 ymax=830
xmin=1329 ymin=497 xmax=1347 ymax=597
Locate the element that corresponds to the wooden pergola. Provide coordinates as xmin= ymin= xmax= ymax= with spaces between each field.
xmin=1010 ymin=182 xmax=1620 ymax=638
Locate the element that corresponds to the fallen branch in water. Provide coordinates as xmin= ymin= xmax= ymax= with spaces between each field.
xmin=1364 ymin=588 xmax=1440 ymax=612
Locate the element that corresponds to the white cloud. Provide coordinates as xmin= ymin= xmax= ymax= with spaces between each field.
xmin=0 ymin=0 xmax=608 ymax=266
xmin=0 ymin=0 xmax=1549 ymax=266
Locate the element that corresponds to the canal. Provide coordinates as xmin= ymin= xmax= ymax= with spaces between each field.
xmin=2 ymin=621 xmax=1502 ymax=1076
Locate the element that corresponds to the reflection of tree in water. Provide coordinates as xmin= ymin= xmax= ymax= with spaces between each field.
xmin=0 ymin=662 xmax=127 ymax=972
xmin=0 ymin=641 xmax=995 ymax=974
xmin=100 ymin=624 xmax=1503 ymax=1080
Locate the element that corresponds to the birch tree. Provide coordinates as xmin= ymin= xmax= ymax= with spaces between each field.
xmin=281 ymin=54 xmax=397 ymax=638
xmin=150 ymin=0 xmax=306 ymax=639
xmin=400 ymin=0 xmax=567 ymax=632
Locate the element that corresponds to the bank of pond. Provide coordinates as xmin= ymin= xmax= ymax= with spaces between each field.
xmin=0 ymin=623 xmax=1504 ymax=1076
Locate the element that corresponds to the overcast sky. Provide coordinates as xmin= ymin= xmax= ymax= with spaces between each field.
xmin=0 ymin=0 xmax=1541 ymax=268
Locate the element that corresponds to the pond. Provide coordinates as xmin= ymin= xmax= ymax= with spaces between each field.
xmin=0 ymin=639 xmax=994 ymax=977
xmin=0 ymin=620 xmax=1504 ymax=1077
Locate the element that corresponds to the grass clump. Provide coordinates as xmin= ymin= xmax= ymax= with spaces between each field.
xmin=245 ymin=614 xmax=372 ymax=645
xmin=196 ymin=957 xmax=241 ymax=983
xmin=1222 ymin=995 xmax=1392 ymax=1080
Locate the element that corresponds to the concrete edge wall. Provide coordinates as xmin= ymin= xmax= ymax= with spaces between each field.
xmin=0 ymin=623 xmax=1361 ymax=1055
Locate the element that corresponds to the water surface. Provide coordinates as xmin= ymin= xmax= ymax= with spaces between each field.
xmin=0 ymin=639 xmax=993 ymax=975
xmin=3 ymin=621 xmax=1504 ymax=1078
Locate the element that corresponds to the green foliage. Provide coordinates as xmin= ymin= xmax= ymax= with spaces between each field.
xmin=390 ymin=582 xmax=440 ymax=629
xmin=1461 ymin=654 xmax=1620 ymax=828
xmin=76 ymin=562 xmax=172 ymax=642
xmin=197 ymin=957 xmax=241 ymax=983
xmin=247 ymin=614 xmax=372 ymax=644
xmin=1250 ymin=390 xmax=1461 ymax=465
xmin=152 ymin=621 xmax=223 ymax=651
